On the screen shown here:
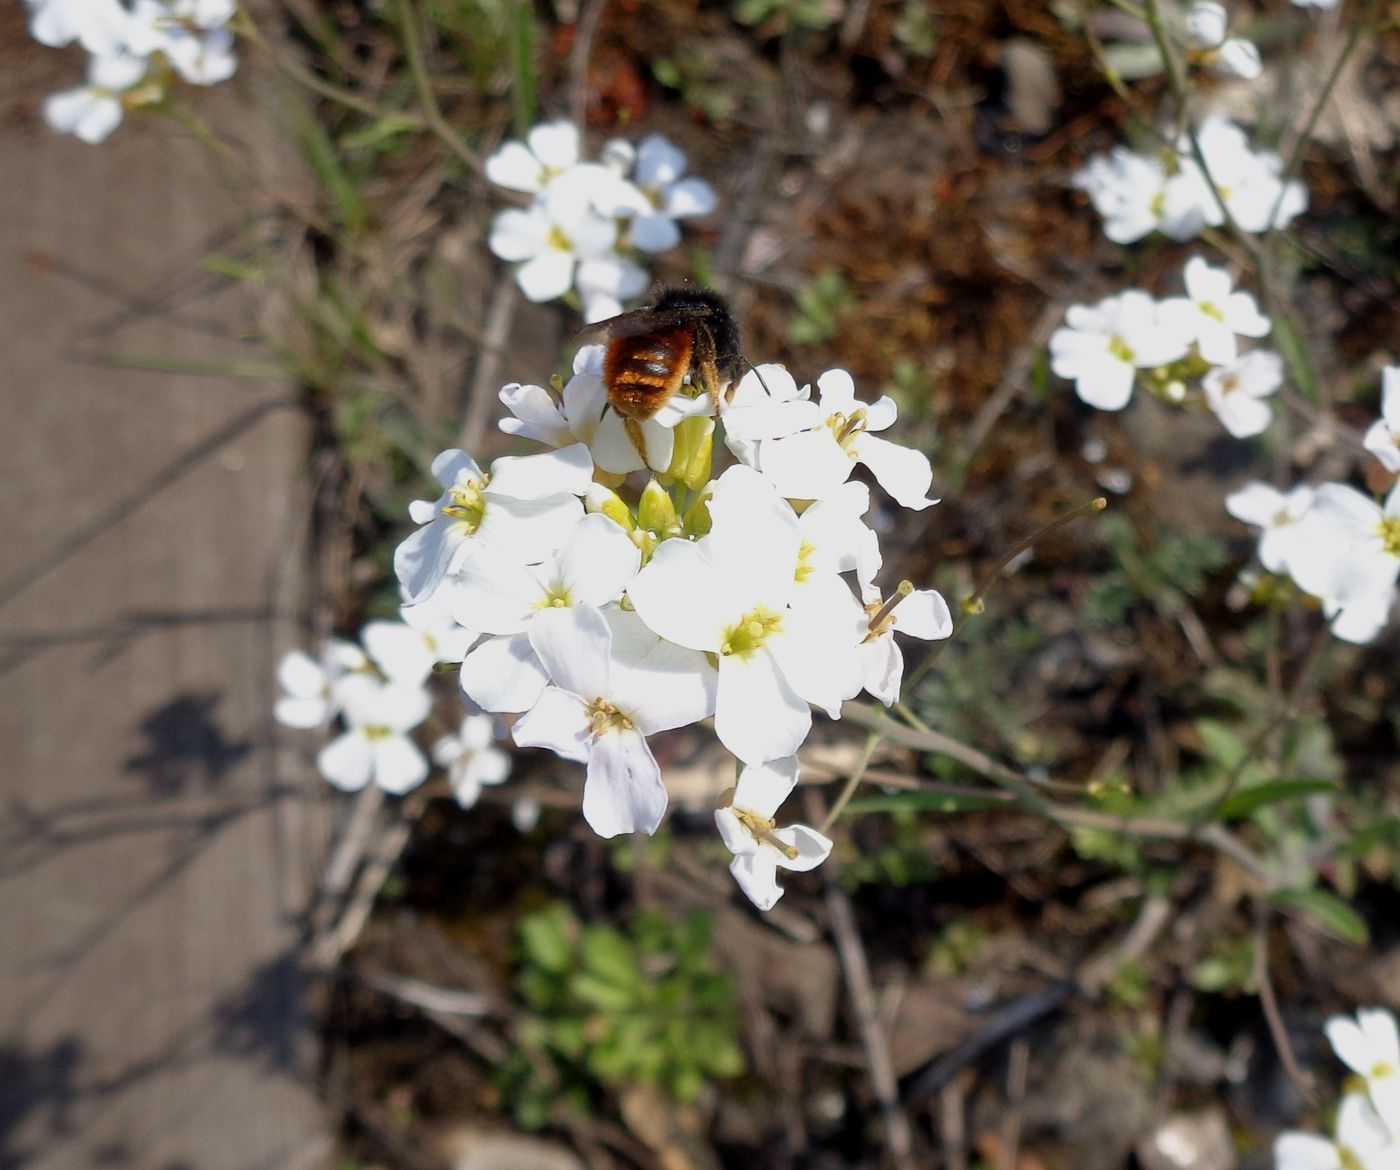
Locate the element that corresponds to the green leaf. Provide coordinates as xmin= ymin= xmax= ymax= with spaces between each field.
xmin=518 ymin=905 xmax=575 ymax=975
xmin=847 ymin=790 xmax=1009 ymax=814
xmin=581 ymin=927 xmax=641 ymax=990
xmin=1218 ymin=779 xmax=1338 ymax=821
xmin=1271 ymin=888 xmax=1368 ymax=945
xmin=1273 ymin=309 xmax=1319 ymax=404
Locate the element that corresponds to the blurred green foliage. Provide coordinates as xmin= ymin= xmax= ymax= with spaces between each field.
xmin=790 ymin=270 xmax=857 ymax=346
xmin=1083 ymin=514 xmax=1227 ymax=628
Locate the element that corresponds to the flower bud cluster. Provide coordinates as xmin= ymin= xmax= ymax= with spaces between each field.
xmin=1074 ymin=114 xmax=1306 ymax=246
xmin=1050 ymin=256 xmax=1279 ymax=437
xmin=355 ymin=348 xmax=950 ymax=909
xmin=29 ymin=0 xmax=238 ymax=144
xmin=1274 ymin=1007 xmax=1400 ymax=1169
xmin=486 ymin=122 xmax=718 ymax=323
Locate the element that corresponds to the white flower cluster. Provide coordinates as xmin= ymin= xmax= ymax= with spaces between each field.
xmin=28 ymin=0 xmax=238 ymax=144
xmin=1275 ymin=1008 xmax=1400 ymax=1170
xmin=486 ymin=122 xmax=718 ymax=323
xmin=1185 ymin=2 xmax=1261 ymax=82
xmin=1227 ymin=370 xmax=1400 ymax=645
xmin=380 ymin=349 xmax=947 ymax=910
xmin=1050 ymin=256 xmax=1279 ymax=437
xmin=273 ymin=603 xmax=510 ymax=808
xmin=1074 ymin=114 xmax=1306 ymax=246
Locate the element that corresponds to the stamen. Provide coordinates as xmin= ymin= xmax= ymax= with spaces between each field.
xmin=733 ymin=806 xmax=800 ymax=860
xmin=862 ymin=580 xmax=914 ymax=643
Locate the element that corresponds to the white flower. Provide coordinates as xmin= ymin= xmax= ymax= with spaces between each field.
xmin=274 ymin=640 xmax=370 ymax=729
xmin=485 ymin=121 xmax=581 ymax=194
xmin=609 ymin=134 xmax=719 ymax=254
xmin=1073 ymin=149 xmax=1170 ymax=245
xmin=859 ymin=581 xmax=954 ymax=706
xmin=511 ymin=604 xmax=716 ymax=838
xmin=488 ymin=171 xmax=620 ymax=303
xmin=1363 ymin=368 xmax=1400 ymax=474
xmin=1203 ymin=350 xmax=1283 ymax=438
xmin=1185 ymin=2 xmax=1261 ymax=81
xmin=1159 ymin=257 xmax=1271 ymax=366
xmin=127 ymin=0 xmax=238 ymax=85
xmin=316 ymin=676 xmax=432 ymax=795
xmin=1289 ymin=0 xmax=1338 ymax=9
xmin=721 ymin=364 xmax=817 ymax=469
xmin=394 ymin=444 xmax=592 ymax=605
xmin=432 ymin=715 xmax=511 ymax=809
xmin=1225 ymin=482 xmax=1315 ymax=573
xmin=1327 ymin=1009 xmax=1400 ymax=1126
xmin=362 ymin=603 xmax=477 ymax=689
xmin=755 ymin=369 xmax=937 ymax=509
xmin=715 ymin=757 xmax=832 ymax=911
xmin=1050 ymin=291 xmax=1191 ymax=411
xmin=627 ymin=465 xmax=866 ymax=766
xmin=29 ymin=0 xmax=130 ymax=55
xmin=575 ymin=255 xmax=649 ymax=323
xmin=456 ymin=512 xmax=640 ymax=713
xmin=42 ymin=52 xmax=147 ymax=145
xmin=1174 ymin=115 xmax=1307 ymax=235
xmin=1273 ymin=1094 xmax=1400 ymax=1170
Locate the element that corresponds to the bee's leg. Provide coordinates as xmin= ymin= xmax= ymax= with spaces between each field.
xmin=624 ymin=416 xmax=649 ymax=465
xmin=693 ymin=327 xmax=725 ymax=414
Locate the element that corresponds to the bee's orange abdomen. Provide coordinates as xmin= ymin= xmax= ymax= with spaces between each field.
xmin=605 ymin=326 xmax=694 ymax=420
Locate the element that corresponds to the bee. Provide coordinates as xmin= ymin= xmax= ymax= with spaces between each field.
xmin=579 ymin=285 xmax=746 ymax=461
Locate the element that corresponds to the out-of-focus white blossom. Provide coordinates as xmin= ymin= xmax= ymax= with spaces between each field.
xmin=1225 ymin=482 xmax=1315 ymax=573
xmin=1363 ymin=368 xmax=1400 ymax=474
xmin=42 ymin=51 xmax=146 ymax=144
xmin=316 ymin=675 xmax=432 ymax=795
xmin=1158 ymin=257 xmax=1271 ymax=366
xmin=1185 ymin=2 xmax=1261 ymax=80
xmin=1050 ymin=291 xmax=1192 ymax=411
xmin=432 ymin=715 xmax=511 ymax=808
xmin=1203 ymin=349 xmax=1283 ymax=438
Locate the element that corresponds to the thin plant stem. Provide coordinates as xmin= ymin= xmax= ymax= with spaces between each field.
xmin=819 ymin=731 xmax=880 ymax=835
xmin=396 ymin=0 xmax=486 ymax=177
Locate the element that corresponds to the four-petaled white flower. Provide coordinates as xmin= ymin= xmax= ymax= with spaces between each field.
xmin=274 ymin=640 xmax=370 ymax=729
xmin=1363 ymin=368 xmax=1400 ymax=474
xmin=1327 ymin=1009 xmax=1400 ymax=1126
xmin=605 ymin=133 xmax=719 ymax=254
xmin=456 ymin=512 xmax=640 ymax=713
xmin=432 ymin=715 xmax=511 ymax=809
xmin=316 ymin=675 xmax=432 ymax=795
xmin=126 ymin=0 xmax=238 ymax=86
xmin=29 ymin=0 xmax=130 ymax=54
xmin=1073 ymin=149 xmax=1177 ymax=245
xmin=715 ymin=756 xmax=832 ymax=911
xmin=752 ymin=370 xmax=937 ymax=509
xmin=1185 ymin=2 xmax=1262 ymax=81
xmin=1050 ymin=291 xmax=1191 ymax=411
xmin=489 ymin=171 xmax=622 ymax=304
xmin=363 ymin=598 xmax=478 ymax=689
xmin=1203 ymin=349 xmax=1283 ymax=438
xmin=394 ymin=444 xmax=591 ymax=604
xmin=628 ymin=465 xmax=866 ymax=766
xmin=1159 ymin=257 xmax=1271 ymax=366
xmin=1225 ymin=482 xmax=1315 ymax=574
xmin=485 ymin=121 xmax=583 ymax=195
xmin=42 ymin=51 xmax=147 ymax=145
xmin=858 ymin=580 xmax=954 ymax=706
xmin=511 ymin=604 xmax=716 ymax=838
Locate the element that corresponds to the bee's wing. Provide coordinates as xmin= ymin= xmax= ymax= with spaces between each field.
xmin=576 ymin=305 xmax=714 ymax=342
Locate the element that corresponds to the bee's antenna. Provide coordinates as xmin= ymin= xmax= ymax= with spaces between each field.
xmin=742 ymin=358 xmax=773 ymax=398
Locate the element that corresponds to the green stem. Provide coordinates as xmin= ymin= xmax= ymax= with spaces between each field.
xmin=819 ymin=731 xmax=880 ymax=835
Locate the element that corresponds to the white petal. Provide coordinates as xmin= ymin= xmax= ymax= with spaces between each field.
xmin=854 ymin=433 xmax=938 ymax=510
xmin=317 ymin=732 xmax=372 ymax=791
xmin=664 ymin=177 xmax=717 ymax=218
xmin=372 ymin=735 xmax=429 ymax=795
xmin=860 ymin=636 xmax=903 ymax=706
xmin=498 ymin=382 xmax=572 ymax=447
xmin=490 ymin=442 xmax=593 ymax=499
xmin=277 ymin=649 xmax=326 ymax=699
xmin=1225 ymin=481 xmax=1286 ymax=527
xmin=527 ymin=603 xmax=613 ymax=699
xmin=582 ymin=730 xmax=668 ymax=837
xmin=729 ymin=850 xmax=783 ymax=910
xmin=715 ymin=649 xmax=811 ymax=766
xmin=362 ymin=621 xmax=435 ymax=686
xmin=515 ymin=250 xmax=575 ymax=302
xmin=1272 ymin=1133 xmax=1341 ymax=1170
xmin=275 ymin=696 xmax=329 ymax=729
xmin=554 ymin=513 xmax=641 ymax=606
xmin=590 ymin=409 xmax=649 ymax=474
xmin=451 ymin=548 xmax=539 ymax=634
xmin=706 ymin=465 xmax=802 ymax=605
xmin=486 ymin=141 xmax=545 ymax=193
xmin=628 ymin=538 xmax=730 ymax=653
xmin=394 ymin=517 xmax=466 ymax=605
xmin=1074 ymin=359 xmax=1137 ymax=411
xmin=527 ymin=121 xmax=580 ymax=169
xmin=511 ymin=686 xmax=592 ymax=763
xmin=628 ymin=214 xmax=682 ymax=253
xmin=634 ymin=133 xmax=687 ymax=186
xmin=1328 ymin=1015 xmax=1379 ymax=1077
xmin=715 ymin=807 xmax=756 ymax=857
xmin=732 ymin=756 xmax=799 ymax=819
xmin=460 ymin=632 xmax=548 ymax=713
xmin=896 ymin=589 xmax=954 ymax=640
xmin=489 ymin=207 xmax=549 ymax=261
xmin=771 ymin=824 xmax=833 ymax=872
xmin=612 ymin=634 xmax=718 ymax=734
xmin=475 ymin=494 xmax=584 ymax=564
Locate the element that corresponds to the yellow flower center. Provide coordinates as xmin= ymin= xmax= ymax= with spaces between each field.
xmin=1199 ymin=299 xmax=1227 ymax=324
xmin=441 ymin=479 xmax=487 ymax=533
xmin=363 ymin=725 xmax=391 ymax=740
xmin=1339 ymin=1147 xmax=1362 ymax=1170
xmin=547 ymin=224 xmax=574 ymax=252
xmin=1107 ymin=335 xmax=1136 ymax=364
xmin=586 ymin=698 xmax=633 ymax=738
xmin=1379 ymin=516 xmax=1400 ymax=558
xmin=533 ymin=583 xmax=572 ymax=609
xmin=794 ymin=541 xmax=816 ymax=584
xmin=719 ymin=606 xmax=784 ymax=658
xmin=825 ymin=408 xmax=869 ymax=458
xmin=733 ymin=805 xmax=800 ymax=860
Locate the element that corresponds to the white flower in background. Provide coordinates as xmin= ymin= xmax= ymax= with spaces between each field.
xmin=316 ymin=676 xmax=432 ymax=795
xmin=1274 ymin=1094 xmax=1400 ymax=1170
xmin=859 ymin=581 xmax=954 ymax=706
xmin=28 ymin=0 xmax=130 ymax=55
xmin=1203 ymin=349 xmax=1283 ymax=438
xmin=456 ymin=513 xmax=640 ymax=713
xmin=606 ymin=134 xmax=719 ymax=254
xmin=1174 ymin=115 xmax=1308 ymax=235
xmin=1073 ymin=148 xmax=1170 ymax=245
xmin=1289 ymin=0 xmax=1338 ymax=9
xmin=126 ymin=0 xmax=237 ymax=85
xmin=1050 ymin=291 xmax=1191 ymax=411
xmin=485 ymin=121 xmax=582 ymax=195
xmin=576 ymin=255 xmax=649 ymax=324
xmin=1327 ymin=1009 xmax=1400 ymax=1125
xmin=1185 ymin=2 xmax=1262 ymax=80
xmin=394 ymin=444 xmax=591 ymax=604
xmin=432 ymin=715 xmax=511 ymax=809
xmin=1159 ymin=257 xmax=1271 ymax=365
xmin=42 ymin=52 xmax=146 ymax=145
xmin=755 ymin=370 xmax=937 ymax=509
xmin=511 ymin=796 xmax=542 ymax=832
xmin=715 ymin=757 xmax=833 ymax=911
xmin=362 ymin=605 xmax=476 ymax=689
xmin=489 ymin=171 xmax=621 ymax=304
xmin=1286 ymin=483 xmax=1400 ymax=644
xmin=511 ymin=604 xmax=716 ymax=838
xmin=1363 ymin=368 xmax=1400 ymax=474
xmin=273 ymin=640 xmax=370 ymax=729
xmin=627 ymin=465 xmax=866 ymax=766
xmin=1225 ymin=482 xmax=1315 ymax=573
